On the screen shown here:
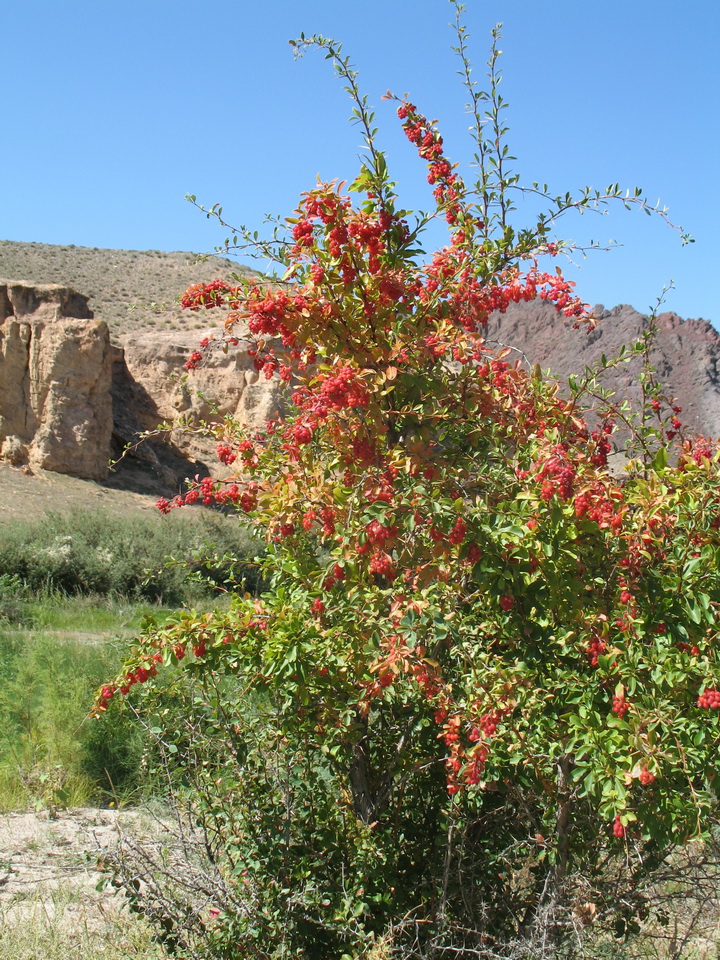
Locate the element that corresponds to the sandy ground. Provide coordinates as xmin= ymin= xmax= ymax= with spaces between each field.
xmin=0 ymin=463 xmax=162 ymax=527
xmin=0 ymin=806 xmax=146 ymax=932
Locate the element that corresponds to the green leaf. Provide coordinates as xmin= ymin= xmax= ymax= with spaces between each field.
xmin=653 ymin=447 xmax=668 ymax=471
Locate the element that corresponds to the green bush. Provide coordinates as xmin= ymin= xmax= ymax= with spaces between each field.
xmin=0 ymin=575 xmax=32 ymax=626
xmin=0 ymin=508 xmax=262 ymax=605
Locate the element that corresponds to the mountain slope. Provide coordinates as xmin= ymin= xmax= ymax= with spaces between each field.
xmin=486 ymin=301 xmax=720 ymax=437
xmin=0 ymin=240 xmax=256 ymax=340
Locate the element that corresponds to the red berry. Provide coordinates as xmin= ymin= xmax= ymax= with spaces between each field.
xmin=612 ymin=695 xmax=630 ymax=718
xmin=697 ymin=688 xmax=720 ymax=709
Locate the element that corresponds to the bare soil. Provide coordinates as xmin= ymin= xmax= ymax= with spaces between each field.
xmin=0 ymin=463 xmax=162 ymax=527
xmin=0 ymin=807 xmax=147 ymax=933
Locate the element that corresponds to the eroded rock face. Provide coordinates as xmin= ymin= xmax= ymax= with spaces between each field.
xmin=0 ymin=280 xmax=282 ymax=489
xmin=0 ymin=282 xmax=113 ymax=480
xmin=2 ymin=278 xmax=720 ymax=492
xmin=114 ymin=330 xmax=282 ymax=479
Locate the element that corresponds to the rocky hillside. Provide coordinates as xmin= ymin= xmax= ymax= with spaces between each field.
xmin=0 ymin=240 xmax=256 ymax=340
xmin=1 ymin=241 xmax=719 ymax=496
xmin=485 ymin=301 xmax=720 ymax=438
xmin=0 ymin=280 xmax=281 ymax=492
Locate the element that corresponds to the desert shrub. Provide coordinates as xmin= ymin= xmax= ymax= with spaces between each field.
xmin=0 ymin=508 xmax=262 ymax=605
xmin=110 ymin=671 xmax=720 ymax=960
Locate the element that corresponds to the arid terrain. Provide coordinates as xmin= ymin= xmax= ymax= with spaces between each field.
xmin=0 ymin=240 xmax=256 ymax=341
xmin=0 ymin=462 xmax=161 ymax=525
xmin=0 ymin=807 xmax=149 ymax=934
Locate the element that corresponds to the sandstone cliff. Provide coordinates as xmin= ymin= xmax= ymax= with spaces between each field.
xmin=111 ymin=329 xmax=281 ymax=489
xmin=0 ymin=280 xmax=283 ymax=490
xmin=0 ymin=282 xmax=113 ymax=480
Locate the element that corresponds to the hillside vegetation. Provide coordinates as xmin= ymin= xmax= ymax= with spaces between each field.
xmin=0 ymin=240 xmax=257 ymax=340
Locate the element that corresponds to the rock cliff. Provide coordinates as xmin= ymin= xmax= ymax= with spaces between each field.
xmin=0 ymin=281 xmax=282 ymax=489
xmin=0 ymin=282 xmax=113 ymax=480
xmin=111 ymin=329 xmax=281 ymax=489
xmin=485 ymin=301 xmax=720 ymax=437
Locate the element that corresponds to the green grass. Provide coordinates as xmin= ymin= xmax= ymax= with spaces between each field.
xmin=10 ymin=594 xmax=165 ymax=635
xmin=0 ymin=505 xmax=263 ymax=813
xmin=0 ymin=595 xmax=178 ymax=812
xmin=0 ymin=592 xmax=175 ymax=959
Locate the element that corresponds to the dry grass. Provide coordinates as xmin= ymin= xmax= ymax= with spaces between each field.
xmin=0 ymin=808 xmax=162 ymax=959
xmin=0 ymin=899 xmax=160 ymax=960
xmin=0 ymin=240 xmax=258 ymax=341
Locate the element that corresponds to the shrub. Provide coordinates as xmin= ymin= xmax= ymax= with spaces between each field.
xmin=98 ymin=8 xmax=719 ymax=959
xmin=0 ymin=508 xmax=262 ymax=605
xmin=0 ymin=575 xmax=32 ymax=626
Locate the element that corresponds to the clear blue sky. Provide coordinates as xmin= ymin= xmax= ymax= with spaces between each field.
xmin=3 ymin=0 xmax=718 ymax=324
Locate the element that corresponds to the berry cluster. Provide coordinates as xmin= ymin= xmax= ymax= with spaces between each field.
xmin=369 ymin=550 xmax=397 ymax=580
xmin=639 ymin=767 xmax=656 ymax=786
xmin=181 ymin=279 xmax=236 ymax=311
xmin=470 ymin=710 xmax=505 ymax=739
xmin=586 ymin=633 xmax=607 ymax=667
xmin=94 ymin=654 xmax=162 ymax=712
xmin=217 ymin=443 xmax=236 ymax=465
xmin=185 ymin=350 xmax=203 ymax=371
xmin=156 ymin=478 xmax=241 ymax=514
xmin=536 ymin=446 xmax=576 ymax=501
xmin=697 ymin=688 xmax=720 ymax=709
xmin=366 ymin=519 xmax=399 ymax=546
xmin=397 ymin=100 xmax=465 ymax=226
xmin=574 ymin=482 xmax=624 ymax=533
xmin=589 ymin=421 xmax=614 ymax=467
xmin=612 ymin=695 xmax=630 ymax=718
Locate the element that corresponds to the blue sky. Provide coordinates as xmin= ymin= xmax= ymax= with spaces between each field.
xmin=3 ymin=0 xmax=718 ymax=324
